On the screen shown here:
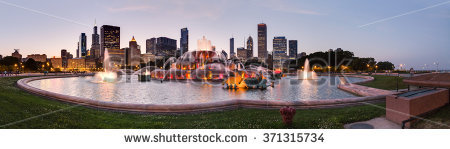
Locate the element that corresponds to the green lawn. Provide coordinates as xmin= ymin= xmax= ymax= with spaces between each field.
xmin=412 ymin=104 xmax=450 ymax=129
xmin=360 ymin=75 xmax=408 ymax=90
xmin=0 ymin=76 xmax=386 ymax=129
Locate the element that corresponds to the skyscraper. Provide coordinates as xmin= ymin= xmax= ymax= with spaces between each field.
xmin=146 ymin=38 xmax=156 ymax=54
xmin=91 ymin=21 xmax=100 ymax=59
xmin=100 ymin=25 xmax=120 ymax=58
xmin=237 ymin=47 xmax=247 ymax=60
xmin=76 ymin=42 xmax=79 ymax=58
xmin=288 ymin=40 xmax=298 ymax=59
xmin=229 ymin=37 xmax=234 ymax=57
xmin=127 ymin=36 xmax=141 ymax=67
xmin=273 ymin=36 xmax=287 ymax=71
xmin=79 ymin=33 xmax=87 ymax=58
xmin=61 ymin=49 xmax=68 ymax=68
xmin=180 ymin=28 xmax=189 ymax=56
xmin=156 ymin=37 xmax=177 ymax=57
xmin=258 ymin=23 xmax=267 ymax=60
xmin=247 ymin=36 xmax=253 ymax=58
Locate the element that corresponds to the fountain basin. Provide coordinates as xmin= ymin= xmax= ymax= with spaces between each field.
xmin=16 ymin=75 xmax=386 ymax=113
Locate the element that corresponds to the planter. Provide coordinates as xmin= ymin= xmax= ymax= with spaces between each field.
xmin=280 ymin=106 xmax=296 ymax=125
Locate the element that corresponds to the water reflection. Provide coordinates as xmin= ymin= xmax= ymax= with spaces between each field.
xmin=28 ymin=76 xmax=366 ymax=105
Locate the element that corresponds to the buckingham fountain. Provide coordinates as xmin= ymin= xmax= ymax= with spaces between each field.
xmin=23 ymin=36 xmax=370 ymax=107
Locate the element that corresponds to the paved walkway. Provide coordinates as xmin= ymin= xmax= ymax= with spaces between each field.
xmin=0 ymin=73 xmax=88 ymax=78
xmin=338 ymin=83 xmax=395 ymax=96
xmin=345 ymin=117 xmax=401 ymax=129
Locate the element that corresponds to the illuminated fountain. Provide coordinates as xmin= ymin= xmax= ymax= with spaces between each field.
xmin=94 ymin=50 xmax=118 ymax=82
xmin=132 ymin=36 xmax=271 ymax=88
xmin=297 ymin=58 xmax=317 ymax=80
xmin=134 ymin=36 xmax=230 ymax=82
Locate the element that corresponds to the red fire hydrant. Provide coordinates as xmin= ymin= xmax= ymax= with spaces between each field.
xmin=280 ymin=106 xmax=296 ymax=125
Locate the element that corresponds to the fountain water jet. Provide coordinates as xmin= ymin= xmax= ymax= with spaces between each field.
xmin=94 ymin=49 xmax=118 ymax=82
xmin=297 ymin=58 xmax=317 ymax=80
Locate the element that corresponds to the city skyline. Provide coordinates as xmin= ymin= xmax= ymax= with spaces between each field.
xmin=0 ymin=0 xmax=449 ymax=69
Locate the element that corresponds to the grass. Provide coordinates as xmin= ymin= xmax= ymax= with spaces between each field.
xmin=412 ymin=104 xmax=450 ymax=129
xmin=360 ymin=75 xmax=408 ymax=90
xmin=0 ymin=76 xmax=386 ymax=129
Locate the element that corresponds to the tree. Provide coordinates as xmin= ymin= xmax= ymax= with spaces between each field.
xmin=350 ymin=57 xmax=376 ymax=71
xmin=296 ymin=48 xmax=354 ymax=71
xmin=0 ymin=56 xmax=19 ymax=66
xmin=377 ymin=61 xmax=395 ymax=70
xmin=24 ymin=58 xmax=39 ymax=72
xmin=0 ymin=56 xmax=20 ymax=71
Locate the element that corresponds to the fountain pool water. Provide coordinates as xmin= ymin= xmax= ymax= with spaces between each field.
xmin=27 ymin=75 xmax=368 ymax=105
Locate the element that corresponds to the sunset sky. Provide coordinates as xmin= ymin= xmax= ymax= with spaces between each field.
xmin=0 ymin=0 xmax=449 ymax=69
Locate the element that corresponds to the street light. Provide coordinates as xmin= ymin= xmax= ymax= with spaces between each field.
xmin=433 ymin=62 xmax=439 ymax=72
xmin=375 ymin=65 xmax=378 ymax=74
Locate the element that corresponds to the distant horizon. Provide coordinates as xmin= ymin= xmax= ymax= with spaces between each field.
xmin=1 ymin=0 xmax=449 ymax=70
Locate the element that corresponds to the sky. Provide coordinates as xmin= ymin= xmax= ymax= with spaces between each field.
xmin=0 ymin=0 xmax=449 ymax=70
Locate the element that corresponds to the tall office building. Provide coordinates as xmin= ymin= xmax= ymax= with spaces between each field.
xmin=146 ymin=37 xmax=177 ymax=57
xmin=257 ymin=23 xmax=267 ymax=60
xmin=156 ymin=37 xmax=177 ymax=57
xmin=180 ymin=28 xmax=189 ymax=55
xmin=79 ymin=33 xmax=87 ymax=58
xmin=146 ymin=38 xmax=156 ymax=54
xmin=247 ymin=36 xmax=253 ymax=58
xmin=76 ymin=42 xmax=79 ymax=58
xmin=237 ymin=47 xmax=247 ymax=60
xmin=288 ymin=40 xmax=298 ymax=59
xmin=273 ymin=36 xmax=287 ymax=71
xmin=91 ymin=21 xmax=100 ymax=58
xmin=61 ymin=49 xmax=68 ymax=68
xmin=229 ymin=37 xmax=235 ymax=56
xmin=100 ymin=25 xmax=120 ymax=58
xmin=127 ymin=36 xmax=141 ymax=67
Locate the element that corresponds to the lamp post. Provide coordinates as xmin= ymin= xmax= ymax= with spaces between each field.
xmin=14 ymin=64 xmax=18 ymax=74
xmin=433 ymin=62 xmax=439 ymax=72
xmin=366 ymin=64 xmax=370 ymax=74
xmin=375 ymin=65 xmax=378 ymax=74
